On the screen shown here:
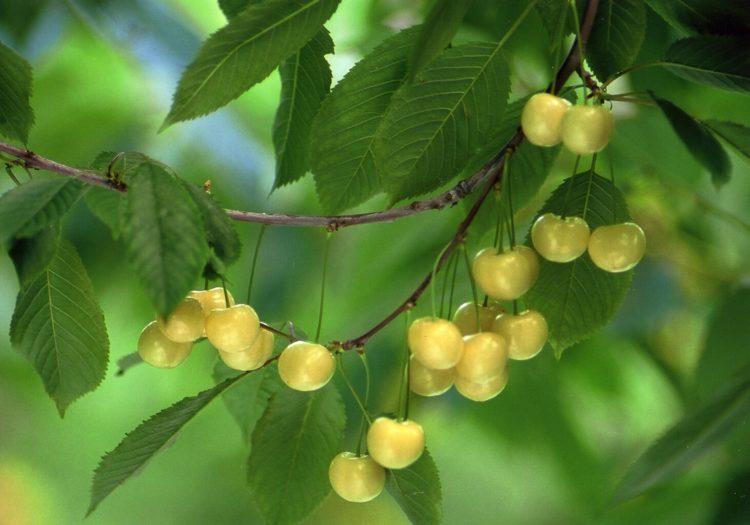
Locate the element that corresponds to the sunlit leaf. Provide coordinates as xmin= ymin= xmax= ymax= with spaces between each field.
xmin=387 ymin=448 xmax=443 ymax=525
xmin=663 ymin=36 xmax=750 ymax=93
xmin=0 ymin=40 xmax=34 ymax=143
xmin=10 ymin=239 xmax=109 ymax=416
xmin=587 ymin=0 xmax=646 ymax=81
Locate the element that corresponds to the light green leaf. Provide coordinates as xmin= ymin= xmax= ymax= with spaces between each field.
xmin=8 ymin=223 xmax=59 ymax=288
xmin=587 ymin=0 xmax=646 ymax=82
xmin=248 ymin=384 xmax=345 ymax=525
xmin=644 ymin=0 xmax=750 ymax=35
xmin=10 ymin=239 xmax=109 ymax=416
xmin=273 ymin=30 xmax=333 ymax=189
xmin=83 ymin=187 xmax=124 ymax=238
xmin=87 ymin=373 xmax=247 ymax=515
xmin=121 ymin=162 xmax=209 ymax=316
xmin=663 ymin=36 xmax=750 ymax=93
xmin=163 ymin=0 xmax=341 ymax=127
xmin=651 ymin=94 xmax=731 ymax=187
xmin=219 ymin=0 xmax=256 ymax=19
xmin=703 ymin=119 xmax=750 ymax=163
xmin=387 ymin=448 xmax=443 ymax=525
xmin=407 ymin=0 xmax=472 ymax=80
xmin=523 ymin=172 xmax=633 ymax=355
xmin=613 ymin=369 xmax=750 ymax=503
xmin=378 ymin=42 xmax=511 ymax=202
xmin=0 ymin=178 xmax=83 ymax=245
xmin=310 ymin=26 xmax=419 ymax=213
xmin=0 ymin=40 xmax=34 ymax=143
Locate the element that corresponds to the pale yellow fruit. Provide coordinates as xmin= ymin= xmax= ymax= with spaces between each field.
xmin=531 ymin=213 xmax=590 ymax=263
xmin=409 ymin=356 xmax=454 ymax=397
xmin=189 ymin=287 xmax=235 ymax=316
xmin=455 ymin=368 xmax=509 ymax=402
xmin=521 ymin=93 xmax=572 ymax=146
xmin=455 ymin=332 xmax=508 ymax=383
xmin=205 ymin=304 xmax=261 ymax=353
xmin=588 ymin=222 xmax=646 ymax=273
xmin=493 ymin=310 xmax=548 ymax=360
xmin=156 ymin=297 xmax=204 ymax=343
xmin=329 ymin=452 xmax=386 ymax=503
xmin=452 ymin=301 xmax=505 ymax=336
xmin=560 ymin=104 xmax=614 ymax=154
xmin=472 ymin=247 xmax=539 ymax=300
xmin=219 ymin=328 xmax=274 ymax=371
xmin=138 ymin=321 xmax=192 ymax=368
xmin=367 ymin=417 xmax=425 ymax=469
xmin=408 ymin=317 xmax=464 ymax=370
xmin=278 ymin=341 xmax=335 ymax=391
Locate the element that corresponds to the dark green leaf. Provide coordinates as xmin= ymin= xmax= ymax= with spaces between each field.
xmin=709 ymin=470 xmax=750 ymax=525
xmin=664 ymin=36 xmax=750 ymax=93
xmin=248 ymin=385 xmax=345 ymax=525
xmin=587 ymin=0 xmax=646 ymax=81
xmin=651 ymin=94 xmax=731 ymax=187
xmin=613 ymin=369 xmax=750 ymax=503
xmin=273 ymin=30 xmax=333 ymax=189
xmin=89 ymin=151 xmax=152 ymax=184
xmin=407 ymin=0 xmax=472 ymax=80
xmin=703 ymin=119 xmax=750 ymax=163
xmin=0 ymin=178 xmax=83 ymax=245
xmin=10 ymin=239 xmax=109 ymax=416
xmin=387 ymin=448 xmax=443 ymax=525
xmin=121 ymin=162 xmax=209 ymax=316
xmin=378 ymin=42 xmax=511 ymax=202
xmin=310 ymin=27 xmax=419 ymax=213
xmin=87 ymin=373 xmax=247 ymax=515
xmin=0 ymin=40 xmax=34 ymax=143
xmin=535 ymin=0 xmax=572 ymax=47
xmin=219 ymin=0 xmax=256 ymax=19
xmin=83 ymin=187 xmax=125 ymax=239
xmin=8 ymin=223 xmax=59 ymax=288
xmin=163 ymin=0 xmax=341 ymax=127
xmin=644 ymin=0 xmax=750 ymax=35
xmin=524 ymin=172 xmax=633 ymax=355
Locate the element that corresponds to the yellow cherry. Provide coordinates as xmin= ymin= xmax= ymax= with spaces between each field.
xmin=137 ymin=321 xmax=192 ymax=368
xmin=452 ymin=301 xmax=505 ymax=336
xmin=329 ymin=452 xmax=386 ymax=503
xmin=409 ymin=356 xmax=454 ymax=397
xmin=189 ymin=287 xmax=235 ymax=317
xmin=455 ymin=368 xmax=509 ymax=402
xmin=531 ymin=213 xmax=590 ymax=263
xmin=278 ymin=341 xmax=335 ymax=391
xmin=560 ymin=104 xmax=614 ymax=154
xmin=367 ymin=417 xmax=425 ymax=469
xmin=521 ymin=93 xmax=572 ymax=146
xmin=219 ymin=328 xmax=274 ymax=371
xmin=587 ymin=222 xmax=646 ymax=273
xmin=472 ymin=246 xmax=539 ymax=300
xmin=408 ymin=317 xmax=464 ymax=370
xmin=156 ymin=297 xmax=204 ymax=343
xmin=455 ymin=332 xmax=508 ymax=383
xmin=205 ymin=304 xmax=261 ymax=353
xmin=493 ymin=309 xmax=548 ymax=360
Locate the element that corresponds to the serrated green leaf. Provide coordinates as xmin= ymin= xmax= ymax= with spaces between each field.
xmin=9 ymin=239 xmax=108 ymax=416
xmin=663 ymin=36 xmax=750 ymax=93
xmin=378 ymin=42 xmax=511 ymax=202
xmin=651 ymin=94 xmax=731 ymax=187
xmin=89 ymin=151 xmax=152 ymax=183
xmin=703 ymin=119 xmax=750 ymax=163
xmin=644 ymin=0 xmax=750 ymax=35
xmin=387 ymin=448 xmax=443 ymax=525
xmin=180 ymin=182 xmax=241 ymax=267
xmin=163 ymin=0 xmax=340 ymax=127
xmin=0 ymin=40 xmax=34 ymax=143
xmin=0 ymin=178 xmax=83 ymax=245
xmin=121 ymin=162 xmax=209 ymax=316
xmin=8 ymin=223 xmax=59 ymax=288
xmin=535 ymin=0 xmax=571 ymax=43
xmin=212 ymin=359 xmax=282 ymax=444
xmin=587 ymin=0 xmax=646 ymax=81
xmin=219 ymin=0 xmax=256 ymax=19
xmin=273 ymin=30 xmax=333 ymax=189
xmin=524 ymin=172 xmax=633 ymax=354
xmin=248 ymin=384 xmax=345 ymax=525
xmin=613 ymin=369 xmax=750 ymax=503
xmin=407 ymin=0 xmax=472 ymax=81
xmin=310 ymin=26 xmax=419 ymax=213
xmin=83 ymin=187 xmax=124 ymax=238
xmin=87 ymin=373 xmax=247 ymax=515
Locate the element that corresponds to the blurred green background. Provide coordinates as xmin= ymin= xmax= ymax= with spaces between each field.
xmin=1 ymin=1 xmax=749 ymax=524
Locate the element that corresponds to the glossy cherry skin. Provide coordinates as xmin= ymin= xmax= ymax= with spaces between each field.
xmin=492 ymin=309 xmax=548 ymax=360
xmin=138 ymin=321 xmax=192 ymax=368
xmin=472 ymin=246 xmax=539 ymax=300
xmin=219 ymin=328 xmax=274 ymax=371
xmin=329 ymin=452 xmax=386 ymax=503
xmin=455 ymin=368 xmax=509 ymax=402
xmin=455 ymin=332 xmax=508 ymax=383
xmin=156 ymin=297 xmax=204 ymax=343
xmin=278 ymin=341 xmax=335 ymax=391
xmin=409 ymin=356 xmax=454 ymax=397
xmin=408 ymin=317 xmax=464 ymax=370
xmin=560 ymin=105 xmax=614 ymax=154
xmin=587 ymin=222 xmax=646 ymax=273
xmin=367 ymin=417 xmax=425 ymax=470
xmin=521 ymin=93 xmax=572 ymax=147
xmin=531 ymin=213 xmax=590 ymax=263
xmin=452 ymin=302 xmax=505 ymax=336
xmin=205 ymin=304 xmax=261 ymax=353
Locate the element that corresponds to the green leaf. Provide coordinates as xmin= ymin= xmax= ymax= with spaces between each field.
xmin=378 ymin=42 xmax=511 ymax=202
xmin=644 ymin=0 xmax=750 ymax=35
xmin=651 ymin=94 xmax=731 ymax=187
xmin=0 ymin=178 xmax=83 ymax=246
xmin=586 ymin=0 xmax=646 ymax=82
xmin=87 ymin=373 xmax=247 ymax=515
xmin=180 ymin=182 xmax=241 ymax=267
xmin=613 ymin=369 xmax=750 ymax=503
xmin=163 ymin=0 xmax=341 ymax=127
xmin=121 ymin=162 xmax=209 ymax=316
xmin=0 ymin=40 xmax=34 ymax=143
xmin=219 ymin=0 xmax=256 ymax=19
xmin=89 ymin=151 xmax=152 ymax=184
xmin=83 ymin=187 xmax=124 ymax=239
xmin=535 ymin=0 xmax=572 ymax=46
xmin=9 ymin=239 xmax=109 ymax=416
xmin=212 ymin=359 xmax=282 ymax=444
xmin=703 ymin=119 xmax=750 ymax=163
xmin=663 ymin=36 xmax=750 ymax=93
xmin=387 ymin=448 xmax=443 ymax=525
xmin=523 ymin=172 xmax=633 ymax=355
xmin=247 ymin=384 xmax=345 ymax=525
xmin=272 ymin=30 xmax=334 ymax=189
xmin=310 ymin=27 xmax=419 ymax=213
xmin=8 ymin=224 xmax=59 ymax=288
xmin=407 ymin=0 xmax=472 ymax=80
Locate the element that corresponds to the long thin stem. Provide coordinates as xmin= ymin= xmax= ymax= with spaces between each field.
xmin=400 ymin=311 xmax=412 ymax=421
xmin=602 ymin=61 xmax=667 ymax=89
xmin=505 ymin=153 xmax=516 ymax=247
xmin=569 ymin=0 xmax=588 ymax=104
xmin=430 ymin=241 xmax=454 ymax=319
xmin=315 ymin=233 xmax=332 ymax=343
xmin=356 ymin=351 xmax=371 ymax=456
xmin=446 ymin=249 xmax=460 ymax=320
xmin=246 ymin=225 xmax=267 ymax=304
xmin=337 ymin=354 xmax=371 ymax=425
xmin=439 ymin=251 xmax=457 ymax=318
xmin=462 ymin=244 xmax=481 ymax=329
xmin=5 ymin=165 xmax=20 ymax=185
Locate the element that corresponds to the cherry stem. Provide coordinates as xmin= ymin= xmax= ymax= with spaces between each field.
xmin=561 ymin=156 xmax=582 ymax=219
xmin=5 ymin=164 xmax=20 ymax=185
xmin=259 ymin=321 xmax=297 ymax=341
xmin=493 ymin=190 xmax=504 ymax=250
xmin=446 ymin=250 xmax=460 ymax=321
xmin=337 ymin=353 xmax=371 ymax=427
xmin=569 ymin=0 xmax=587 ymax=105
xmin=581 ymin=153 xmax=598 ymax=221
xmin=438 ymin=250 xmax=457 ymax=318
xmin=601 ymin=61 xmax=667 ymax=89
xmin=246 ymin=224 xmax=267 ymax=304
xmin=461 ymin=243 xmax=481 ymax=329
xmin=315 ymin=232 xmax=332 ymax=343
xmin=398 ymin=311 xmax=412 ymax=422
xmin=220 ymin=278 xmax=231 ymax=308
xmin=505 ymin=152 xmax=516 ymax=247
xmin=430 ymin=241 xmax=453 ymax=320
xmin=356 ymin=351 xmax=371 ymax=456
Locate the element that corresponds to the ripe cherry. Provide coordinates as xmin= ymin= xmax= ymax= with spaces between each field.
xmin=472 ymin=246 xmax=539 ymax=300
xmin=138 ymin=321 xmax=192 ymax=368
xmin=366 ymin=417 xmax=425 ymax=470
xmin=408 ymin=317 xmax=464 ymax=370
xmin=560 ymin=104 xmax=614 ymax=155
xmin=493 ymin=309 xmax=548 ymax=360
xmin=588 ymin=222 xmax=646 ymax=273
xmin=521 ymin=93 xmax=571 ymax=147
xmin=329 ymin=452 xmax=386 ymax=503
xmin=278 ymin=341 xmax=335 ymax=391
xmin=531 ymin=213 xmax=590 ymax=263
